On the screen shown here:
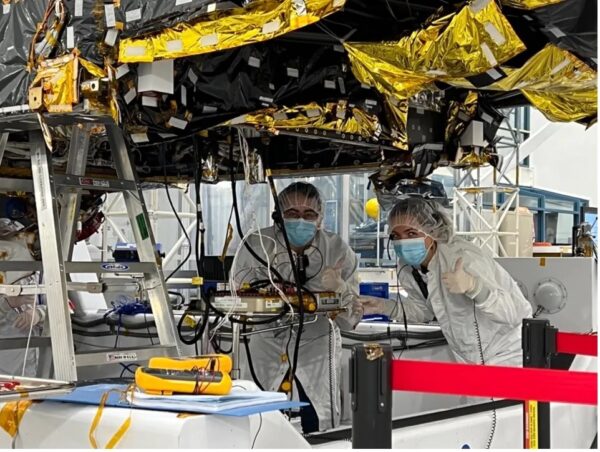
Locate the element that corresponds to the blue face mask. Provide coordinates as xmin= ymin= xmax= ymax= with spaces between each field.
xmin=284 ymin=219 xmax=318 ymax=248
xmin=393 ymin=238 xmax=430 ymax=267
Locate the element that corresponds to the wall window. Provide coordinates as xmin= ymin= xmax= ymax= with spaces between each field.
xmin=487 ymin=186 xmax=587 ymax=245
xmin=545 ymin=212 xmax=574 ymax=245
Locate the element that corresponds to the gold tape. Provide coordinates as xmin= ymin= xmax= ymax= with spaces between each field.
xmin=364 ymin=343 xmax=384 ymax=361
xmin=88 ymin=389 xmax=132 ymax=449
xmin=0 ymin=400 xmax=34 ymax=438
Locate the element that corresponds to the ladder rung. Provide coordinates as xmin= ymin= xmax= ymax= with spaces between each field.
xmin=0 ymin=261 xmax=43 ymax=271
xmin=0 ymin=177 xmax=34 ymax=193
xmin=64 ymin=262 xmax=156 ymax=274
xmin=75 ymin=346 xmax=178 ymax=367
xmin=55 ymin=174 xmax=137 ymax=192
xmin=0 ymin=336 xmax=52 ymax=351
xmin=0 ymin=284 xmax=45 ymax=296
xmin=66 ymin=282 xmax=104 ymax=293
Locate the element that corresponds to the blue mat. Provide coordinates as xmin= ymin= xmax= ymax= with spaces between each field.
xmin=46 ymin=384 xmax=307 ymax=417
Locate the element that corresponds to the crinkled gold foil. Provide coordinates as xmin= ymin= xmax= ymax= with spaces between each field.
xmin=28 ymin=52 xmax=118 ymax=121
xmin=383 ymin=97 xmax=409 ymax=150
xmin=344 ymin=0 xmax=525 ymax=100
xmin=444 ymin=45 xmax=597 ymax=122
xmin=490 ymin=44 xmax=596 ymax=92
xmin=227 ymin=102 xmax=382 ymax=139
xmin=501 ymin=0 xmax=566 ymax=9
xmin=29 ymin=53 xmax=79 ymax=112
xmin=343 ymin=45 xmax=432 ymax=99
xmin=445 ymin=91 xmax=479 ymax=142
xmin=522 ymin=88 xmax=597 ymax=122
xmin=118 ymin=0 xmax=345 ymax=63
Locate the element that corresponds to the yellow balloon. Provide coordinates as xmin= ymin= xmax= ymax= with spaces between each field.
xmin=365 ymin=198 xmax=380 ymax=220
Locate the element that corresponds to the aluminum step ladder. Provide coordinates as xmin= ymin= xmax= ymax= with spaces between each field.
xmin=0 ymin=119 xmax=181 ymax=381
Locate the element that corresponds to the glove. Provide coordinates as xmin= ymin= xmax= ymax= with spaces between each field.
xmin=441 ymin=258 xmax=481 ymax=298
xmin=330 ymin=299 xmax=364 ymax=330
xmin=321 ymin=258 xmax=346 ymax=293
xmin=13 ymin=306 xmax=43 ymax=331
xmin=6 ymin=295 xmax=35 ymax=308
xmin=360 ymin=296 xmax=386 ymax=315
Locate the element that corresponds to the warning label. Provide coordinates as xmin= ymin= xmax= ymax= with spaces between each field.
xmin=106 ymin=352 xmax=138 ymax=363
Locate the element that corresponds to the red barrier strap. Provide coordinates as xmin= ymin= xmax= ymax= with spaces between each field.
xmin=392 ymin=359 xmax=597 ymax=406
xmin=556 ymin=332 xmax=597 ymax=357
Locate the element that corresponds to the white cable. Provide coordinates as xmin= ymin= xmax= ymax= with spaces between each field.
xmin=21 ymin=277 xmax=40 ymax=377
xmin=236 ymin=129 xmax=251 ymax=182
xmin=210 ymin=226 xmax=256 ymax=342
xmin=327 ymin=317 xmax=339 ymax=418
xmin=255 ymin=226 xmax=294 ymax=321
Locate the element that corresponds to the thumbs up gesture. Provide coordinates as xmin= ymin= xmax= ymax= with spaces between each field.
xmin=321 ymin=257 xmax=346 ymax=293
xmin=441 ymin=258 xmax=476 ymax=295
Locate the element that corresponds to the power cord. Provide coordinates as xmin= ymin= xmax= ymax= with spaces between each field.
xmin=242 ymin=323 xmax=265 ymax=391
xmin=162 ymin=148 xmax=193 ymax=281
xmin=251 ymin=413 xmax=263 ymax=449
xmin=473 ymin=303 xmax=496 ymax=449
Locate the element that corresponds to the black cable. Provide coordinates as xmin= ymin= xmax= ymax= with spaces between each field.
xmin=163 ymin=149 xmax=193 ymax=281
xmin=144 ymin=305 xmax=154 ymax=345
xmin=341 ymin=338 xmax=448 ymax=351
xmin=340 ymin=329 xmax=445 ymax=341
xmin=221 ymin=137 xmax=290 ymax=326
xmin=169 ymin=291 xmax=185 ymax=309
xmin=177 ymin=301 xmax=210 ymax=345
xmin=265 ymin=171 xmax=305 ymax=397
xmin=119 ymin=363 xmax=139 ymax=378
xmin=242 ymin=323 xmax=265 ymax=391
xmin=72 ymin=329 xmax=161 ymax=338
xmin=227 ymin=133 xmax=285 ymax=285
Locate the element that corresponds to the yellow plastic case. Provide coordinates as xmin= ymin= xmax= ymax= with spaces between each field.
xmin=135 ymin=367 xmax=232 ymax=396
xmin=148 ymin=354 xmax=232 ymax=373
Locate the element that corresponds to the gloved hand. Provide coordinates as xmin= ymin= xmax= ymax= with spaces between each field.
xmin=359 ymin=296 xmax=386 ymax=315
xmin=13 ymin=306 xmax=43 ymax=331
xmin=330 ymin=298 xmax=364 ymax=330
xmin=321 ymin=258 xmax=346 ymax=293
xmin=441 ymin=258 xmax=477 ymax=295
xmin=6 ymin=295 xmax=35 ymax=308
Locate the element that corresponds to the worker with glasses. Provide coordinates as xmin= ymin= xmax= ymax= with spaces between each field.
xmin=235 ymin=182 xmax=363 ymax=433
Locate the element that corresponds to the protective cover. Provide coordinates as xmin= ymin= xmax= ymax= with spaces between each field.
xmin=529 ymin=0 xmax=596 ymax=60
xmin=0 ymin=1 xmax=47 ymax=109
xmin=119 ymin=0 xmax=244 ymax=38
xmin=118 ymin=40 xmax=385 ymax=143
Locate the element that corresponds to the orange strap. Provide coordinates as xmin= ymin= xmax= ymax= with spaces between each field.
xmin=88 ymin=389 xmax=132 ymax=449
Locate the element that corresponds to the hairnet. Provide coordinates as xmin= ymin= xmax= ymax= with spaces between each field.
xmin=278 ymin=182 xmax=323 ymax=216
xmin=388 ymin=197 xmax=453 ymax=243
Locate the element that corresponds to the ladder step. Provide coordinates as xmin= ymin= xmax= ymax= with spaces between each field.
xmin=75 ymin=346 xmax=179 ymax=367
xmin=54 ymin=174 xmax=137 ymax=192
xmin=0 ymin=261 xmax=43 ymax=272
xmin=0 ymin=336 xmax=52 ymax=351
xmin=64 ymin=262 xmax=157 ymax=274
xmin=0 ymin=177 xmax=34 ymax=193
xmin=0 ymin=284 xmax=45 ymax=296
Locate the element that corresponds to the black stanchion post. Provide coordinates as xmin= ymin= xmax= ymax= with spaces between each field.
xmin=350 ymin=343 xmax=392 ymax=449
xmin=522 ymin=318 xmax=557 ymax=449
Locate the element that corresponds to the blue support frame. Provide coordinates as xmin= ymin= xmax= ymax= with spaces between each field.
xmin=485 ymin=186 xmax=588 ymax=244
